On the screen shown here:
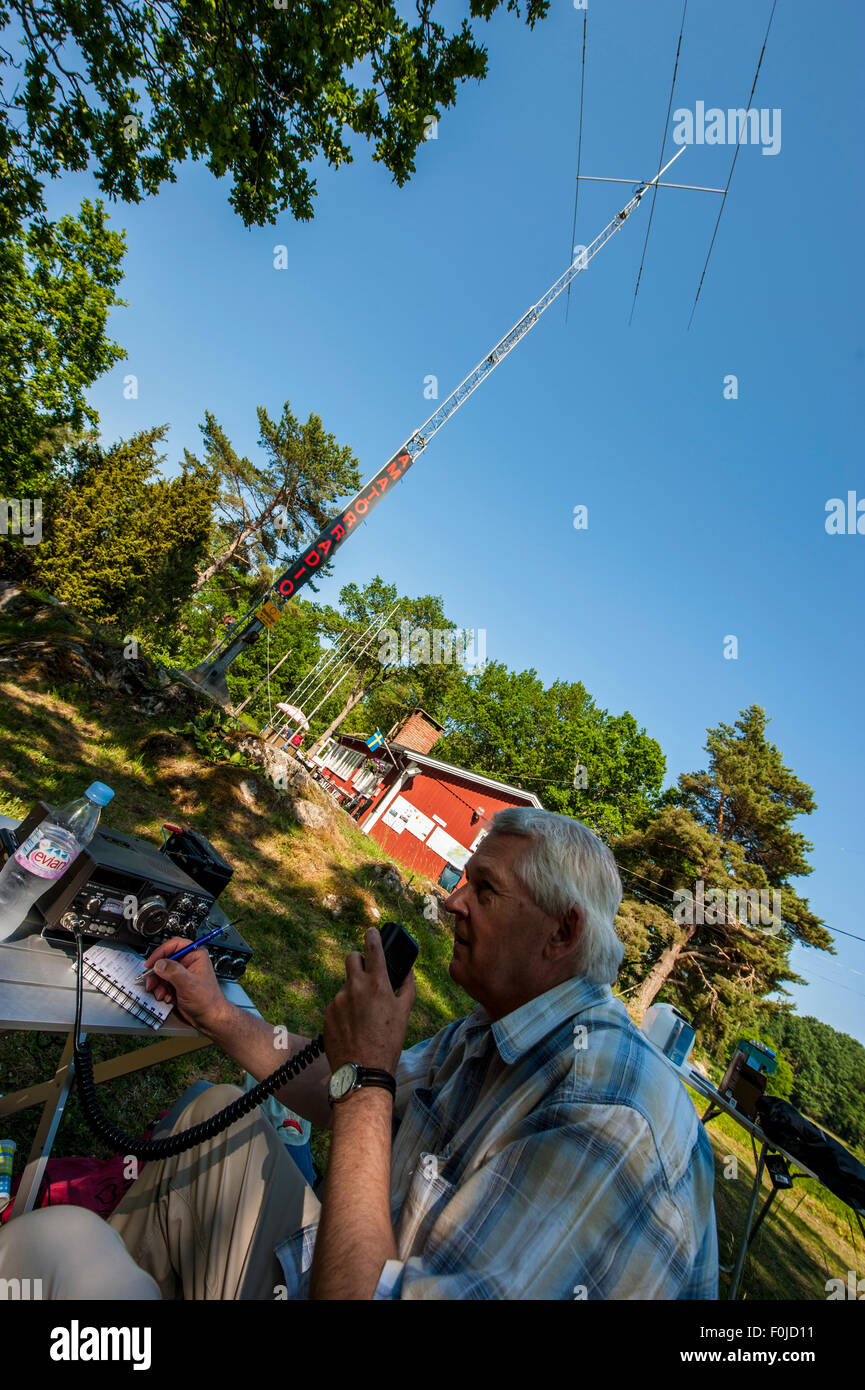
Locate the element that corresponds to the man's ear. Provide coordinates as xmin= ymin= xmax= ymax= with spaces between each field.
xmin=547 ymin=904 xmax=584 ymax=960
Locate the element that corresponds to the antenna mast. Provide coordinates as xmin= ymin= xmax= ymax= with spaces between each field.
xmin=185 ymin=149 xmax=686 ymax=709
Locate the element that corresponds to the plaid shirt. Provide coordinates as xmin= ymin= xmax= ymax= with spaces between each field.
xmin=275 ymin=976 xmax=718 ymax=1300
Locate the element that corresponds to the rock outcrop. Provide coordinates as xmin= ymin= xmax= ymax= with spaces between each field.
xmin=0 ymin=583 xmax=203 ymax=715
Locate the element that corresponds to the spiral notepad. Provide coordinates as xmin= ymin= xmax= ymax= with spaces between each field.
xmin=77 ymin=944 xmax=174 ymax=1030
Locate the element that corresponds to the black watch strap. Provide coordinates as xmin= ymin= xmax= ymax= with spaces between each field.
xmin=356 ymin=1066 xmax=396 ymax=1097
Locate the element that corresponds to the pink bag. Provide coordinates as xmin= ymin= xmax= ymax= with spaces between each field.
xmin=0 ymin=1151 xmax=139 ymax=1223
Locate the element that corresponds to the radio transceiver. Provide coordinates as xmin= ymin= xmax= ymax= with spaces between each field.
xmin=0 ymin=805 xmax=252 ymax=980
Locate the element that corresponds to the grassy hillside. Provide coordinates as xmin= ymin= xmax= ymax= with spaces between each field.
xmin=0 ymin=588 xmax=860 ymax=1298
xmin=0 ymin=589 xmax=467 ymax=1179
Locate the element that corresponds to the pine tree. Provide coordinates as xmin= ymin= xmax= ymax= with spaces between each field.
xmin=616 ymin=707 xmax=833 ymax=1048
xmin=184 ymin=404 xmax=360 ymax=593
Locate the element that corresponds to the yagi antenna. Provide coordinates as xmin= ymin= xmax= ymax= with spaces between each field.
xmin=577 ymin=175 xmax=725 ymax=194
xmin=573 ymin=159 xmax=725 ymax=327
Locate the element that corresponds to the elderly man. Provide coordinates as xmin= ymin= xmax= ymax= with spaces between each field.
xmin=0 ymin=807 xmax=717 ymax=1299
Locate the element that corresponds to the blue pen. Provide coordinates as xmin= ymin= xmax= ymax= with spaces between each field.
xmin=133 ymin=926 xmax=226 ymax=983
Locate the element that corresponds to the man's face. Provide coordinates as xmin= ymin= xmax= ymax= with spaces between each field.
xmin=444 ymin=833 xmax=579 ymax=1021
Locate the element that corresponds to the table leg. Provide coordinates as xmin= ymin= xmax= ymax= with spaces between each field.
xmin=728 ymin=1141 xmax=768 ymax=1300
xmin=0 ymin=1035 xmax=210 ymax=1115
xmin=746 ymin=1186 xmax=779 ymax=1249
xmin=89 ymin=1035 xmax=210 ymax=1085
xmin=1 ymin=1033 xmax=210 ymax=1220
xmin=6 ymin=1033 xmax=81 ymax=1221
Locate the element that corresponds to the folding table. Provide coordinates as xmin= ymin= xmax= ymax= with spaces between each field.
xmin=0 ymin=811 xmax=260 ymax=1222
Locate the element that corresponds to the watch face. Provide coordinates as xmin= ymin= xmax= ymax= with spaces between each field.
xmin=330 ymin=1063 xmax=358 ymax=1099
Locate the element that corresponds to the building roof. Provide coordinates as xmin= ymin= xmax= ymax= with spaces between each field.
xmin=337 ymin=734 xmax=544 ymax=809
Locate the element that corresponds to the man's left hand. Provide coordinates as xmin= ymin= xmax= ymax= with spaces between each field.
xmin=323 ymin=928 xmax=416 ymax=1075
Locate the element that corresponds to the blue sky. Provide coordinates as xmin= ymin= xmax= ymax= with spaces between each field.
xmin=39 ymin=0 xmax=864 ymax=1043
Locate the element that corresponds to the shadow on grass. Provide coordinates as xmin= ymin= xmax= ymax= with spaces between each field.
xmin=707 ymin=1127 xmax=857 ymax=1300
xmin=0 ymin=671 xmax=475 ymax=1183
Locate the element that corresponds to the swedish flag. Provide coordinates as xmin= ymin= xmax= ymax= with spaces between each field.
xmin=366 ymin=731 xmax=385 ymax=751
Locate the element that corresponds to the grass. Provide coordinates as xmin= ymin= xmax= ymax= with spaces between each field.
xmin=0 ymin=598 xmax=861 ymax=1296
xmin=691 ymin=1085 xmax=863 ymax=1300
xmin=0 ymin=647 xmax=468 ymax=1179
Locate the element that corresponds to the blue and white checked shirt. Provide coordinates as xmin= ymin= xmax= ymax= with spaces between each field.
xmin=275 ymin=976 xmax=718 ymax=1300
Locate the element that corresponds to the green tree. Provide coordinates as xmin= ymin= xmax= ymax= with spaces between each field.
xmin=761 ymin=1048 xmax=794 ymax=1103
xmin=616 ymin=707 xmax=833 ymax=1049
xmin=435 ymin=661 xmax=665 ymax=838
xmin=32 ymin=426 xmax=218 ymax=632
xmin=0 ymin=199 xmax=126 ymax=502
xmin=150 ymin=533 xmax=330 ymax=727
xmin=305 ymin=577 xmax=469 ymax=752
xmin=764 ymin=1014 xmax=865 ymax=1149
xmin=184 ymin=404 xmax=361 ymax=594
xmin=0 ymin=0 xmax=549 ymax=238
xmin=678 ymin=706 xmax=819 ymax=889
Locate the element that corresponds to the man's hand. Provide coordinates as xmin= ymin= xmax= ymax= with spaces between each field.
xmin=323 ymin=928 xmax=416 ymax=1075
xmin=142 ymin=936 xmax=230 ymax=1034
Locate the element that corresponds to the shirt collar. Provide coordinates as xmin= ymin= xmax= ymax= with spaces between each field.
xmin=480 ymin=976 xmax=613 ymax=1064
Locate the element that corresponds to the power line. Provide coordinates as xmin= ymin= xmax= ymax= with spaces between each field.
xmin=617 ymin=870 xmax=678 ymax=909
xmin=617 ymin=866 xmax=865 ymax=950
xmin=810 ymin=925 xmax=865 ymax=947
xmin=629 ymin=0 xmax=689 ymax=325
xmin=687 ymin=0 xmax=778 ymax=328
xmin=797 ymin=971 xmax=865 ymax=1002
xmin=805 ymin=958 xmax=865 ymax=981
xmin=565 ymin=10 xmax=588 ymax=326
xmin=619 ymin=880 xmax=677 ymax=913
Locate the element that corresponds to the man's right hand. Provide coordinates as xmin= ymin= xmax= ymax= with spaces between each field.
xmin=142 ymin=938 xmax=334 ymax=1128
xmin=142 ymin=936 xmax=230 ymax=1035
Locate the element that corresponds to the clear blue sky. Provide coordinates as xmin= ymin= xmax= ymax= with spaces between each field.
xmin=41 ymin=0 xmax=864 ymax=1044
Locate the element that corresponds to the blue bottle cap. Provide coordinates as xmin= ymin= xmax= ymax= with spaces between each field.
xmin=85 ymin=781 xmax=114 ymax=807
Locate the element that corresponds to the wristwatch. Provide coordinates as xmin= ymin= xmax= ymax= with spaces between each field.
xmin=328 ymin=1062 xmax=396 ymax=1106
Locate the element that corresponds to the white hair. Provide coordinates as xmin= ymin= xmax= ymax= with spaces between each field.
xmin=485 ymin=808 xmax=624 ymax=985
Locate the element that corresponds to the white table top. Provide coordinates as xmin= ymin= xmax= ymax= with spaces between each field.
xmin=0 ymin=814 xmax=259 ymax=1038
xmin=0 ymin=930 xmax=257 ymax=1037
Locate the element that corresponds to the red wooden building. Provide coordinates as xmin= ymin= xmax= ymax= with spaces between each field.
xmin=311 ymin=711 xmax=543 ymax=890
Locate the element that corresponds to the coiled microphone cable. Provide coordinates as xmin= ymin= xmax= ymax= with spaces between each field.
xmin=71 ymin=927 xmax=325 ymax=1159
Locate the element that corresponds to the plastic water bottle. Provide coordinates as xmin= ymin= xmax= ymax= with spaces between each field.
xmin=0 ymin=782 xmax=114 ymax=941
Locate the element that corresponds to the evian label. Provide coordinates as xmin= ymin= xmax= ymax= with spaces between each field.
xmin=14 ymin=829 xmax=78 ymax=880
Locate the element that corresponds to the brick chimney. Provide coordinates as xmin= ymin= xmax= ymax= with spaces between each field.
xmin=395 ymin=709 xmax=444 ymax=756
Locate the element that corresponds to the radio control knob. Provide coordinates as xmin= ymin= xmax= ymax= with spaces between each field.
xmin=84 ymin=894 xmax=102 ymax=913
xmin=134 ymin=895 xmax=168 ymax=938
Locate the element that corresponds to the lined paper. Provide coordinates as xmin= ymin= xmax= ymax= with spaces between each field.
xmin=78 ymin=944 xmax=174 ymax=1030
